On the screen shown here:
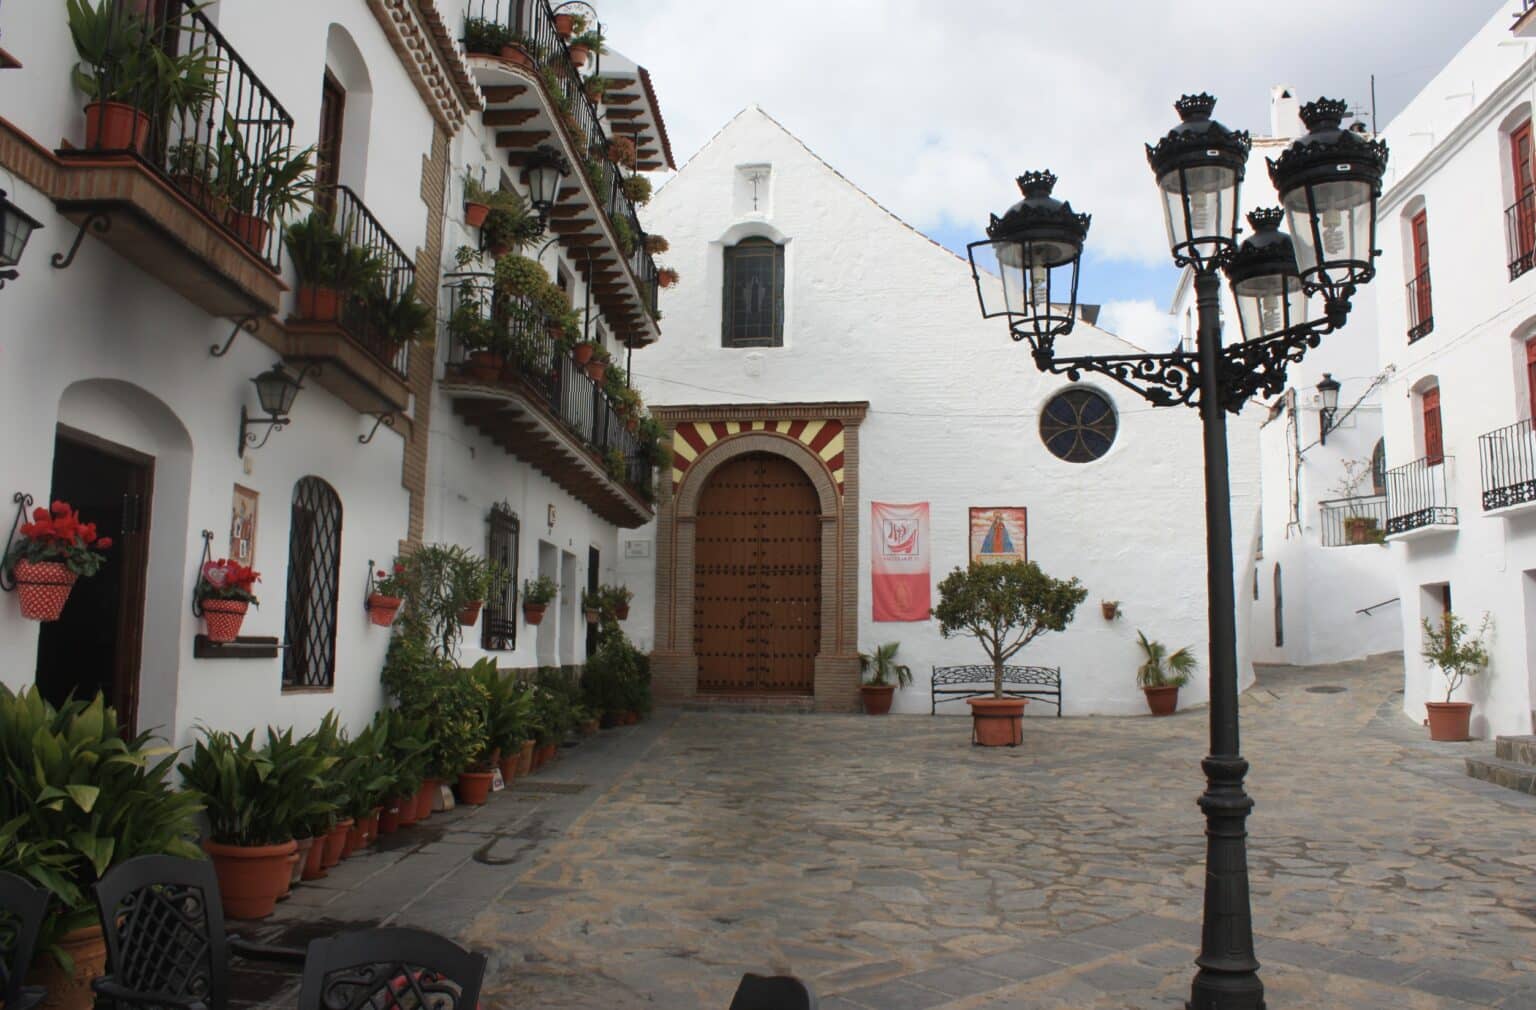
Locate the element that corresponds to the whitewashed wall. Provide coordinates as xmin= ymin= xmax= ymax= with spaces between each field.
xmin=629 ymin=107 xmax=1262 ymax=716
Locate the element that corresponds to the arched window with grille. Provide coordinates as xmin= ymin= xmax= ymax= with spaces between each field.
xmin=722 ymin=237 xmax=784 ymax=347
xmin=1371 ymin=438 xmax=1386 ymax=495
xmin=282 ymin=477 xmax=343 ymax=689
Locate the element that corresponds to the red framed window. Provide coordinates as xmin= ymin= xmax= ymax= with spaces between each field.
xmin=1410 ymin=210 xmax=1432 ymax=335
xmin=1423 ymin=387 xmax=1444 ymax=466
xmin=1514 ymin=120 xmax=1536 ymax=261
xmin=315 ymin=72 xmax=345 ymax=213
xmin=1527 ymin=337 xmax=1536 ymax=426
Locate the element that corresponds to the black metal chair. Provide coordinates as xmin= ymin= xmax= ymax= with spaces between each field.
xmin=92 ymin=855 xmax=304 ymax=1010
xmin=298 ymin=928 xmax=485 ymax=1010
xmin=729 ymin=974 xmax=818 ymax=1010
xmin=0 ymin=871 xmax=51 ymax=1010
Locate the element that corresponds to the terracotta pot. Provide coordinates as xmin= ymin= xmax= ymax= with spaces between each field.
xmin=288 ymin=836 xmax=315 ymax=889
xmin=542 ymin=742 xmax=559 ymax=763
xmin=464 ymin=201 xmax=490 ymax=228
xmin=394 ymin=792 xmax=419 ymax=827
xmin=459 ymin=600 xmax=484 ymax=626
xmin=1101 ymin=601 xmax=1119 ymax=621
xmin=296 ymin=285 xmax=342 ymax=322
xmin=466 ymin=350 xmax=504 ymax=383
xmin=585 ymin=607 xmax=600 ymax=624
xmin=1143 ymin=685 xmax=1180 ymax=717
xmin=376 ymin=801 xmax=401 ymax=835
xmin=581 ymin=718 xmax=600 ymax=735
xmin=321 ymin=819 xmax=350 ymax=868
xmin=585 ymin=360 xmax=607 ymax=383
xmin=499 ymin=751 xmax=521 ymax=785
xmin=201 ymin=598 xmax=249 ymax=643
xmin=83 ymin=101 xmax=150 ymax=153
xmin=415 ymin=778 xmax=440 ymax=820
xmin=204 ymin=839 xmax=298 ymax=920
xmin=553 ymin=13 xmax=575 ymax=37
xmin=861 ymin=684 xmax=896 ymax=715
xmin=27 ymin=924 xmax=107 ymax=1010
xmin=624 ymin=710 xmax=640 ymax=725
xmin=487 ymin=242 xmax=510 ymax=258
xmin=572 ymin=341 xmax=596 ymax=365
xmin=1426 ymin=701 xmax=1473 ymax=741
xmin=342 ymin=819 xmax=366 ymax=857
xmin=517 ymin=739 xmax=535 ymax=776
xmin=498 ymin=44 xmax=535 ymax=70
xmin=457 ymin=770 xmax=494 ymax=805
xmin=13 ymin=560 xmax=77 ymax=621
xmin=172 ymin=174 xmax=220 ymax=216
xmin=568 ymin=43 xmax=590 ymax=67
xmin=367 ymin=593 xmax=402 ymax=627
xmin=615 ymin=603 xmax=630 ymax=620
xmin=361 ymin=807 xmax=381 ymax=845
xmin=524 ymin=602 xmax=548 ymax=625
xmin=224 ymin=210 xmax=271 ymax=251
xmin=967 ymin=697 xmax=1027 ymax=747
xmin=301 ymin=833 xmax=328 ymax=880
xmin=1344 ymin=516 xmax=1381 ymax=545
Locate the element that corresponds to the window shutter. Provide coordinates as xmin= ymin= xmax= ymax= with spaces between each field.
xmin=1410 ymin=211 xmax=1432 ymax=337
xmin=316 ymin=72 xmax=346 ymax=212
xmin=1513 ymin=121 xmax=1535 ymax=263
xmin=1527 ymin=338 xmax=1536 ymax=427
xmin=1422 ymin=387 xmax=1444 ymax=466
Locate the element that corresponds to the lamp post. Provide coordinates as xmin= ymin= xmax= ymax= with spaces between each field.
xmin=969 ymin=95 xmax=1387 ymax=1010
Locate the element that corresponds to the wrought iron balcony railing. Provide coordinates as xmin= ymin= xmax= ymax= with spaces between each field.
xmin=71 ymin=0 xmax=296 ymax=271
xmin=1507 ymin=192 xmax=1536 ymax=281
xmin=1406 ymin=268 xmax=1433 ymax=342
xmin=320 ymin=185 xmax=415 ymax=380
xmin=441 ymin=273 xmax=649 ymax=490
xmin=1479 ymin=417 xmax=1536 ymax=511
xmin=1385 ymin=455 xmax=1458 ymax=534
xmin=1319 ymin=495 xmax=1389 ymax=546
xmin=463 ymin=0 xmax=659 ymax=316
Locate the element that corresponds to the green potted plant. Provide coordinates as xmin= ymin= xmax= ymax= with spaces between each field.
xmin=369 ymin=559 xmax=409 ymax=626
xmin=380 ymin=710 xmax=430 ymax=833
xmin=605 ymin=583 xmax=634 ymax=620
xmin=644 ymin=233 xmax=669 ymax=255
xmin=284 ymin=213 xmax=347 ymax=319
xmin=364 ymin=283 xmax=434 ymax=349
xmin=262 ymin=726 xmax=340 ymax=893
xmin=858 ymin=642 xmax=913 ymax=715
xmin=607 ymin=135 xmax=637 ymax=169
xmin=495 ymin=252 xmax=549 ymax=299
xmin=933 ymin=561 xmax=1087 ymax=746
xmin=603 ymin=447 xmax=628 ymax=482
xmin=464 ymin=174 xmax=494 ymax=228
xmin=4 ymin=500 xmax=112 ymax=622
xmin=584 ymin=75 xmax=611 ymax=103
xmin=585 ymin=344 xmax=612 ymax=384
xmin=213 ymin=115 xmax=315 ymax=251
xmin=553 ymin=11 xmax=584 ymax=39
xmin=1331 ymin=458 xmax=1385 ymax=545
xmin=335 ymin=719 xmax=396 ymax=853
xmin=452 ymin=552 xmax=509 ymax=627
xmin=523 ymin=574 xmax=557 ymax=624
xmin=1422 ymin=611 xmax=1491 ymax=741
xmin=581 ymin=588 xmax=602 ymax=624
xmin=622 ymin=174 xmax=653 ymax=206
xmin=462 ymin=16 xmax=509 ymax=57
xmin=195 ymin=558 xmax=260 ymax=643
xmin=567 ymin=29 xmax=605 ymax=67
xmin=482 ymin=189 xmax=540 ymax=257
xmin=448 ymin=302 xmax=505 ymax=381
xmin=1134 ymin=630 xmax=1196 ymax=716
xmin=612 ymin=214 xmax=636 ymax=257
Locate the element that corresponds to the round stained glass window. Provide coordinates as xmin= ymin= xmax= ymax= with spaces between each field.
xmin=1040 ymin=388 xmax=1117 ymax=463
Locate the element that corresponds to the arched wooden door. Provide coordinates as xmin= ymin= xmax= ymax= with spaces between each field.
xmin=694 ymin=452 xmax=822 ymax=694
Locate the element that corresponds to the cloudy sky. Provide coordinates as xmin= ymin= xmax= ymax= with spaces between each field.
xmin=598 ymin=0 xmax=1505 ymax=345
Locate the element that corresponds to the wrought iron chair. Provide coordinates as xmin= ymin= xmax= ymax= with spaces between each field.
xmin=728 ymin=973 xmax=818 ymax=1010
xmin=0 ymin=871 xmax=51 ymax=1010
xmin=91 ymin=855 xmax=304 ymax=1010
xmin=297 ymin=928 xmax=486 ymax=1010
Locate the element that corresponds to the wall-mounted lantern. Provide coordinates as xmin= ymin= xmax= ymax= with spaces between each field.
xmin=239 ymin=364 xmax=316 ymax=457
xmin=1317 ymin=372 xmax=1341 ymax=444
xmin=525 ymin=145 xmax=572 ymax=230
xmin=0 ymin=189 xmax=43 ymax=289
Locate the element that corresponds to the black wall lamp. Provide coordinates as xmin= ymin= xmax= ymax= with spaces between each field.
xmin=1317 ymin=372 xmax=1341 ymax=444
xmin=525 ymin=145 xmax=571 ymax=231
xmin=0 ymin=189 xmax=43 ymax=289
xmin=239 ymin=363 xmax=319 ymax=458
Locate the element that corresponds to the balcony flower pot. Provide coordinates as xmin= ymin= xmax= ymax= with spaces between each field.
xmin=523 ymin=602 xmax=548 ymax=625
xmin=1425 ymin=701 xmax=1473 ymax=741
xmin=320 ymin=819 xmax=350 ymax=868
xmin=615 ymin=602 xmax=629 ymax=620
xmin=13 ymin=560 xmax=77 ymax=622
xmin=568 ymin=43 xmax=590 ymax=67
xmin=224 ymin=210 xmax=271 ymax=251
xmin=286 ymin=836 xmax=313 ymax=892
xmin=1143 ymin=685 xmax=1180 ymax=717
xmin=204 ymin=838 xmax=298 ymax=920
xmin=366 ymin=593 xmax=402 ymax=627
xmin=517 ymin=738 xmax=535 ymax=775
xmin=1344 ymin=516 xmax=1381 ymax=545
xmin=393 ymin=792 xmax=419 ymax=827
xmin=201 ymin=598 xmax=249 ymax=643
xmin=464 ymin=200 xmax=490 ymax=229
xmin=456 ymin=770 xmax=494 ymax=805
xmin=572 ymin=341 xmax=596 ymax=365
xmin=585 ymin=359 xmax=607 ymax=383
xmin=860 ymin=684 xmax=896 ymax=715
xmin=84 ymin=101 xmax=151 ymax=153
xmin=584 ymin=607 xmax=600 ymax=624
xmin=296 ymin=284 xmax=342 ymax=322
xmin=300 ymin=833 xmax=328 ymax=880
xmin=415 ymin=778 xmax=441 ymax=821
xmin=554 ymin=13 xmax=575 ymax=37
xmin=498 ymin=43 xmax=535 ymax=70
xmin=28 ymin=923 xmax=107 ymax=1010
xmin=967 ymin=697 xmax=1026 ymax=747
xmin=465 ymin=350 xmax=504 ymax=383
xmin=459 ymin=600 xmax=484 ymax=626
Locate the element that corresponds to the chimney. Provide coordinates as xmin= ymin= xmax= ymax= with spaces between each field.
xmin=1270 ymin=85 xmax=1301 ymax=139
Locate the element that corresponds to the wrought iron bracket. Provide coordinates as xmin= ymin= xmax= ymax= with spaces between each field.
xmin=358 ymin=411 xmax=396 ymax=445
xmin=364 ymin=559 xmax=376 ymax=611
xmin=191 ymin=530 xmax=214 ymax=618
xmin=0 ymin=492 xmax=35 ymax=592
xmin=50 ymin=212 xmax=111 ymax=271
xmin=0 ymin=267 xmax=18 ymax=289
xmin=211 ymin=316 xmax=261 ymax=358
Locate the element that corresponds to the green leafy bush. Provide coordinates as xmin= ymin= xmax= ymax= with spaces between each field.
xmin=178 ymin=726 xmax=334 ymax=847
xmin=933 ymin=561 xmax=1087 ymax=698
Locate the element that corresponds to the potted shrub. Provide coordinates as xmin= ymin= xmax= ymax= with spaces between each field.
xmin=368 ymin=560 xmax=408 ymax=626
xmin=4 ymin=501 xmax=111 ymax=622
xmin=363 ymin=284 xmax=434 ymax=351
xmin=261 ymin=726 xmax=338 ymax=895
xmin=381 ymin=710 xmax=430 ymax=832
xmin=606 ymin=583 xmax=634 ymax=620
xmin=453 ymin=553 xmax=509 ymax=627
xmin=582 ymin=588 xmax=602 ymax=624
xmin=657 ymin=266 xmax=680 ymax=289
xmin=523 ymin=574 xmax=557 ymax=624
xmin=1134 ymin=631 xmax=1196 ymax=716
xmin=449 ymin=302 xmax=505 ymax=381
xmin=212 ymin=116 xmax=315 ymax=251
xmin=934 ymin=561 xmax=1087 ymax=747
xmin=584 ymin=75 xmax=611 ymax=103
xmin=585 ymin=345 xmax=611 ymax=383
xmin=285 ymin=213 xmax=343 ymax=320
xmin=603 ymin=447 xmax=628 ymax=482
xmin=464 ymin=175 xmax=494 ymax=228
xmin=644 ymin=233 xmax=669 ymax=255
xmin=483 ymin=191 xmax=541 ymax=258
xmin=196 ymin=558 xmax=260 ymax=643
xmin=476 ymin=664 xmax=533 ymax=785
xmin=335 ymin=720 xmax=395 ymax=853
xmin=495 ymin=252 xmax=549 ymax=300
xmin=607 ymin=135 xmax=638 ymax=169
xmin=1422 ymin=611 xmax=1491 ymax=741
xmin=567 ymin=29 xmax=604 ymax=67
xmin=859 ymin=642 xmax=912 ymax=715
xmin=572 ymin=335 xmax=599 ymax=366
xmin=621 ymin=175 xmax=653 ymax=206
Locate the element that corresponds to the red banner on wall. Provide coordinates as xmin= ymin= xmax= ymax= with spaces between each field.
xmin=871 ymin=501 xmax=931 ymax=622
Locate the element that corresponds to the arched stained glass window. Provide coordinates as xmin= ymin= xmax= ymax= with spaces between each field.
xmin=1039 ymin=388 xmax=1117 ymax=463
xmin=722 ymin=237 xmax=784 ymax=347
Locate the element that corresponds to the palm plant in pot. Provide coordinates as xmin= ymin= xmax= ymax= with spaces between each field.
xmin=195 ymin=558 xmax=259 ymax=643
xmin=1422 ymin=611 xmax=1491 ymax=741
xmin=3 ymin=501 xmax=111 ymax=622
xmin=1134 ymin=631 xmax=1196 ymax=716
xmin=211 ymin=115 xmax=315 ymax=251
xmin=263 ymin=726 xmax=339 ymax=894
xmin=363 ymin=282 xmax=434 ymax=352
xmin=934 ymin=561 xmax=1086 ymax=747
xmin=858 ymin=642 xmax=912 ymax=715
xmin=523 ymin=574 xmax=557 ymax=624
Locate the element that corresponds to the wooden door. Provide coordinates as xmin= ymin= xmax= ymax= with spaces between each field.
xmin=1423 ymin=387 xmax=1444 ymax=466
xmin=694 ymin=453 xmax=821 ymax=694
xmin=1514 ymin=121 xmax=1535 ymax=262
xmin=1410 ymin=211 xmax=1432 ymax=326
xmin=315 ymin=72 xmax=345 ymax=213
xmin=1527 ymin=338 xmax=1536 ymax=427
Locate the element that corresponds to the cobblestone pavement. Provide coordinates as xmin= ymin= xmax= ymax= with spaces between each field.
xmin=242 ymin=655 xmax=1536 ymax=1009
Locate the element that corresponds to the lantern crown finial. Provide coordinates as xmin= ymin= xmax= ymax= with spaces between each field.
xmin=1247 ymin=208 xmax=1285 ymax=232
xmin=1299 ymin=98 xmax=1349 ymax=132
xmin=1016 ymin=171 xmax=1057 ymax=198
xmin=1174 ymin=93 xmax=1218 ymax=122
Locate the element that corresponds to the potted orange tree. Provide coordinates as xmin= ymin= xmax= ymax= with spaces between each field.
xmin=197 ymin=559 xmax=260 ymax=643
xmin=1134 ymin=631 xmax=1195 ymax=716
xmin=5 ymin=501 xmax=111 ymax=622
xmin=858 ymin=642 xmax=912 ymax=715
xmin=1422 ymin=611 xmax=1491 ymax=741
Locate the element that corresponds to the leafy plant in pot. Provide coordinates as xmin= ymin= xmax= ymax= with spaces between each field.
xmin=581 ymin=588 xmax=603 ymax=624
xmin=657 ymin=266 xmax=680 ymax=289
xmin=380 ymin=709 xmax=431 ymax=832
xmin=461 ymin=16 xmax=510 ymax=56
xmin=476 ymin=664 xmax=533 ymax=784
xmin=284 ymin=214 xmax=382 ymax=321
xmin=368 ymin=560 xmax=408 ymax=626
xmin=196 ymin=558 xmax=260 ymax=643
xmin=934 ymin=561 xmax=1087 ymax=746
xmin=4 ymin=500 xmax=112 ymax=622
xmin=605 ymin=583 xmax=634 ymax=621
xmin=452 ymin=552 xmax=509 ymax=627
xmin=211 ymin=115 xmax=315 ymax=251
xmin=1134 ymin=631 xmax=1195 ymax=716
xmin=263 ymin=725 xmax=339 ymax=892
xmin=1421 ymin=611 xmax=1491 ymax=741
xmin=363 ymin=283 xmax=434 ymax=351
xmin=858 ymin=642 xmax=912 ymax=715
xmin=523 ymin=574 xmax=558 ymax=624
xmin=334 ymin=719 xmax=396 ymax=853
xmin=463 ymin=174 xmax=494 ymax=228
xmin=449 ymin=302 xmax=506 ymax=381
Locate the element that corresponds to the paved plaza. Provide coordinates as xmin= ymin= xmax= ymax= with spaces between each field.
xmin=241 ymin=656 xmax=1536 ymax=1009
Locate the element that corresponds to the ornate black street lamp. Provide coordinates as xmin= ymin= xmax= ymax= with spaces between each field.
xmin=239 ymin=363 xmax=317 ymax=457
xmin=525 ymin=145 xmax=572 ymax=230
xmin=969 ymin=95 xmax=1387 ymax=1010
xmin=1316 ymin=373 xmax=1342 ymax=444
xmin=0 ymin=188 xmax=43 ymax=289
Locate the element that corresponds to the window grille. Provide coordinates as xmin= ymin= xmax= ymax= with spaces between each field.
xmin=282 ymin=477 xmax=342 ymax=689
xmin=722 ymin=238 xmax=784 ymax=347
xmin=1039 ymin=388 xmax=1118 ymax=463
xmin=483 ymin=503 xmax=520 ymax=651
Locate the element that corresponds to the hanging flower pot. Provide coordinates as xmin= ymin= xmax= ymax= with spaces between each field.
xmin=523 ymin=602 xmax=548 ymax=625
xmin=464 ymin=200 xmax=490 ymax=229
xmin=615 ymin=602 xmax=630 ymax=620
xmin=201 ymin=599 xmax=250 ymax=643
xmin=366 ymin=593 xmax=402 ymax=626
xmin=572 ymin=341 xmax=596 ymax=365
xmin=584 ymin=607 xmax=600 ymax=624
xmin=585 ymin=360 xmax=607 ymax=383
xmin=83 ymin=101 xmax=151 ymax=153
xmin=13 ymin=560 xmax=78 ymax=622
xmin=7 ymin=502 xmax=112 ymax=623
xmin=657 ymin=268 xmax=680 ymax=289
xmin=553 ymin=13 xmax=575 ymax=37
xmin=196 ymin=559 xmax=260 ymax=642
xmin=568 ymin=43 xmax=590 ymax=67
xmin=459 ymin=600 xmax=484 ymax=626
xmin=296 ymin=284 xmax=342 ymax=322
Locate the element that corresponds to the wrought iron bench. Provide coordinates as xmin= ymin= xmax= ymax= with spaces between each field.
xmin=931 ymin=665 xmax=1063 ymax=716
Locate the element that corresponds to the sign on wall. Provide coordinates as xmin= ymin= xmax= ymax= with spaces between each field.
xmin=969 ymin=507 xmax=1028 ymax=565
xmin=871 ymin=501 xmax=931 ymax=622
xmin=229 ymin=485 xmax=259 ymax=567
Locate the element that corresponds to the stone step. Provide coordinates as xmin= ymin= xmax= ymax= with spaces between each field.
xmin=1494 ymin=734 xmax=1536 ymax=766
xmin=1465 ymin=756 xmax=1536 ymax=796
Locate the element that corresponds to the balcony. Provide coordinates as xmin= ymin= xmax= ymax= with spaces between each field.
xmin=1506 ymin=193 xmax=1536 ymax=281
xmin=1319 ymin=495 xmax=1389 ymax=546
xmin=461 ymin=0 xmax=660 ymax=346
xmin=1479 ymin=418 xmax=1536 ymax=516
xmin=438 ymin=273 xmax=654 ymax=528
xmin=1384 ymin=456 xmax=1459 ymax=540
xmin=1516 ymin=0 xmax=1536 ymax=37
xmin=1406 ymin=268 xmax=1433 ymax=342
xmin=277 ymin=187 xmax=416 ymax=413
xmin=45 ymin=0 xmax=293 ymax=317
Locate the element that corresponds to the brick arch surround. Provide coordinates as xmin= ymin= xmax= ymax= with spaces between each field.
xmin=650 ymin=402 xmax=868 ymax=711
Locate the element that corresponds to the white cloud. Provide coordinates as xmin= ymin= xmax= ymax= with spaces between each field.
xmin=1095 ymin=299 xmax=1181 ymax=352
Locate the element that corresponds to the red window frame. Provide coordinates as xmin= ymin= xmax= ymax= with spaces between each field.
xmin=1410 ymin=210 xmax=1432 ymax=327
xmin=1527 ymin=337 xmax=1536 ymax=427
xmin=315 ymin=72 xmax=345 ymax=213
xmin=1423 ymin=387 xmax=1444 ymax=466
xmin=1513 ymin=120 xmax=1536 ymax=261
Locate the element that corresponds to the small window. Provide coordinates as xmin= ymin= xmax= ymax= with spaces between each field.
xmin=483 ymin=503 xmax=520 ymax=651
xmin=1039 ymin=387 xmax=1117 ymax=463
xmin=282 ymin=477 xmax=343 ymax=690
xmin=722 ymin=237 xmax=784 ymax=347
xmin=315 ymin=71 xmax=346 ymax=213
xmin=1407 ymin=210 xmax=1432 ymax=341
xmin=1422 ymin=387 xmax=1444 ymax=465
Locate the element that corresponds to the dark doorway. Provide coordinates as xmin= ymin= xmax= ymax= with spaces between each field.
xmin=35 ymin=428 xmax=154 ymax=733
xmin=585 ymin=546 xmax=600 ymax=657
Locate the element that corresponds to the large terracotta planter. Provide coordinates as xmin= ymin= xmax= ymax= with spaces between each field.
xmin=342 ymin=818 xmax=367 ymax=857
xmin=367 ymin=593 xmax=402 ymax=627
xmin=13 ymin=560 xmax=77 ymax=621
xmin=1426 ymin=701 xmax=1473 ymax=741
xmin=861 ymin=684 xmax=896 ymax=715
xmin=301 ymin=833 xmax=328 ymax=880
xmin=393 ymin=792 xmax=419 ymax=827
xmin=553 ymin=13 xmax=575 ymax=36
xmin=517 ymin=739 xmax=535 ymax=776
xmin=499 ymin=750 xmax=521 ymax=785
xmin=457 ymin=770 xmax=494 ymax=805
xmin=1143 ymin=685 xmax=1180 ymax=717
xmin=204 ymin=839 xmax=298 ymax=920
xmin=321 ymin=819 xmax=350 ymax=868
xmin=287 ymin=837 xmax=314 ymax=890
xmin=84 ymin=101 xmax=150 ymax=153
xmin=224 ymin=210 xmax=271 ymax=251
xmin=572 ymin=341 xmax=596 ymax=365
xmin=415 ymin=778 xmax=441 ymax=821
xmin=201 ymin=598 xmax=249 ymax=643
xmin=967 ymin=697 xmax=1027 ymax=747
xmin=523 ymin=603 xmax=548 ymax=625
xmin=296 ymin=285 xmax=342 ymax=322
xmin=28 ymin=923 xmax=107 ymax=1010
